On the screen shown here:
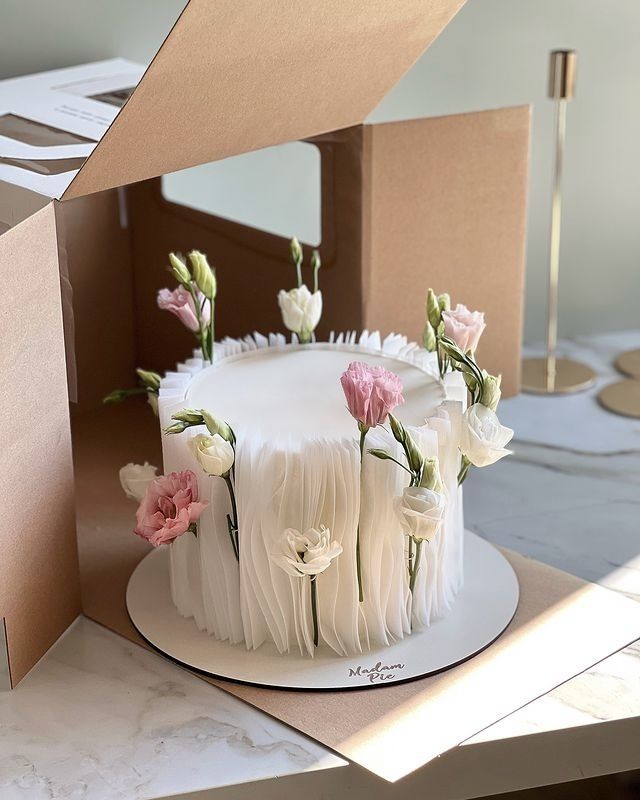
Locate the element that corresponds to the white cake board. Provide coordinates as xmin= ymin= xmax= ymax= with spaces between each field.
xmin=126 ymin=532 xmax=518 ymax=690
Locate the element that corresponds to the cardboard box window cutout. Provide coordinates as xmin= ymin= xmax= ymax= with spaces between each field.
xmin=0 ymin=0 xmax=530 ymax=688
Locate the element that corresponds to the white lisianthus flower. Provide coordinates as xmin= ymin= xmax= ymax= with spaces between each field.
xmin=460 ymin=403 xmax=514 ymax=467
xmin=272 ymin=526 xmax=342 ymax=577
xmin=277 ymin=285 xmax=322 ymax=341
xmin=119 ymin=462 xmax=158 ymax=502
xmin=189 ymin=433 xmax=235 ymax=477
xmin=394 ymin=486 xmax=446 ymax=541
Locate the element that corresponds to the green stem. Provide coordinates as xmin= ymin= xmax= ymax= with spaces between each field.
xmin=209 ymin=298 xmax=215 ymax=365
xmin=296 ymin=259 xmax=302 ymax=289
xmin=407 ymin=536 xmax=414 ymax=581
xmin=356 ymin=427 xmax=367 ymax=602
xmin=409 ymin=539 xmax=422 ymax=593
xmin=437 ymin=341 xmax=445 ymax=378
xmin=310 ymin=577 xmax=319 ymax=648
xmin=223 ymin=474 xmax=240 ymax=560
xmin=369 ymin=452 xmax=413 ymax=476
xmin=189 ymin=283 xmax=209 ymax=362
xmin=103 ymin=386 xmax=149 ymax=404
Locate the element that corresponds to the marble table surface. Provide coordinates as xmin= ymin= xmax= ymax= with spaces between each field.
xmin=2 ymin=331 xmax=640 ymax=800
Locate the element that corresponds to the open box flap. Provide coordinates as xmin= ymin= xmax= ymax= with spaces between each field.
xmin=62 ymin=0 xmax=466 ymax=200
xmin=0 ymin=202 xmax=80 ymax=686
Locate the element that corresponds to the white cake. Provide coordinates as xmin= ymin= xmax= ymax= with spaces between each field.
xmin=157 ymin=332 xmax=466 ymax=656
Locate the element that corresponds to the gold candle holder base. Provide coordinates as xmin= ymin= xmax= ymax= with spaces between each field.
xmin=597 ymin=379 xmax=640 ymax=419
xmin=521 ymin=357 xmax=596 ymax=395
xmin=614 ymin=348 xmax=640 ymax=379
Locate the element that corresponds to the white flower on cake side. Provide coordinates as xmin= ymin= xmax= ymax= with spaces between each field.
xmin=119 ymin=462 xmax=158 ymax=502
xmin=394 ymin=483 xmax=446 ymax=543
xmin=277 ymin=237 xmax=322 ymax=344
xmin=166 ymin=409 xmax=241 ymax=561
xmin=271 ymin=526 xmax=342 ymax=652
xmin=190 ymin=434 xmax=235 ymax=477
xmin=460 ymin=404 xmax=514 ymax=468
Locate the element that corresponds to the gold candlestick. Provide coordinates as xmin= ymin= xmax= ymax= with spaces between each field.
xmin=522 ymin=50 xmax=596 ymax=394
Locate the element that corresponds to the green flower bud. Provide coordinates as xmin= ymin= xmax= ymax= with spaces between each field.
xmin=200 ymin=409 xmax=234 ymax=442
xmin=289 ymin=236 xmax=303 ymax=266
xmin=480 ymin=372 xmax=502 ymax=412
xmin=188 ymin=250 xmax=217 ymax=301
xmin=388 ymin=414 xmax=407 ymax=446
xmin=405 ymin=433 xmax=424 ymax=476
xmin=136 ymin=368 xmax=161 ymax=391
xmin=438 ymin=293 xmax=451 ymax=313
xmin=310 ymin=249 xmax=321 ymax=273
xmin=103 ymin=387 xmax=147 ymax=404
xmin=426 ymin=288 xmax=441 ymax=329
xmin=438 ymin=337 xmax=465 ymax=364
xmin=169 ymin=252 xmax=191 ymax=286
xmin=423 ymin=321 xmax=437 ymax=352
xmin=463 ymin=369 xmax=478 ymax=394
xmin=420 ymin=457 xmax=442 ymax=491
xmin=165 ymin=420 xmax=188 ymax=435
xmin=367 ymin=448 xmax=393 ymax=461
xmin=103 ymin=389 xmax=129 ymax=404
xmin=311 ymin=249 xmax=321 ymax=292
xmin=171 ymin=408 xmax=204 ymax=424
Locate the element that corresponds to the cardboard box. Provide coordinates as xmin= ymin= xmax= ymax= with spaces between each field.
xmin=0 ymin=0 xmax=530 ymax=687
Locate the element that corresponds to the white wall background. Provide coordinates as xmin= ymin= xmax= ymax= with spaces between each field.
xmin=2 ymin=0 xmax=639 ymax=342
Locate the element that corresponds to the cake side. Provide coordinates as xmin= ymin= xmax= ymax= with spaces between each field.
xmin=157 ymin=332 xmax=466 ymax=656
xmin=110 ymin=243 xmax=513 ymax=661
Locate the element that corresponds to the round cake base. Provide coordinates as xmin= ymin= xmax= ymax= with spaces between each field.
xmin=126 ymin=532 xmax=519 ymax=690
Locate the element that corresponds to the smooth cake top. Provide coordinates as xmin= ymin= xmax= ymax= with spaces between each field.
xmin=185 ymin=344 xmax=444 ymax=441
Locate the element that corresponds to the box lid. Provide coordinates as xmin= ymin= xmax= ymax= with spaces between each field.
xmin=62 ymin=0 xmax=466 ymax=200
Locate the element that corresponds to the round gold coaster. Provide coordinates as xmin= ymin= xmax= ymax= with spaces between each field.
xmin=615 ymin=349 xmax=640 ymax=379
xmin=521 ymin=357 xmax=597 ymax=395
xmin=597 ymin=379 xmax=640 ymax=419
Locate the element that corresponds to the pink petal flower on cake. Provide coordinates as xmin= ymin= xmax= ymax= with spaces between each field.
xmin=442 ymin=303 xmax=486 ymax=354
xmin=157 ymin=286 xmax=209 ymax=332
xmin=134 ymin=470 xmax=207 ymax=547
xmin=340 ymin=361 xmax=405 ymax=429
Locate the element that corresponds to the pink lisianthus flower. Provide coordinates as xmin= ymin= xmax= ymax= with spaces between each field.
xmin=340 ymin=361 xmax=404 ymax=429
xmin=134 ymin=470 xmax=207 ymax=547
xmin=157 ymin=287 xmax=209 ymax=332
xmin=442 ymin=303 xmax=486 ymax=354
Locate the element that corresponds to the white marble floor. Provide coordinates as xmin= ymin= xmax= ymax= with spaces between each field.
xmin=0 ymin=620 xmax=343 ymax=800
xmin=2 ymin=331 xmax=640 ymax=800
